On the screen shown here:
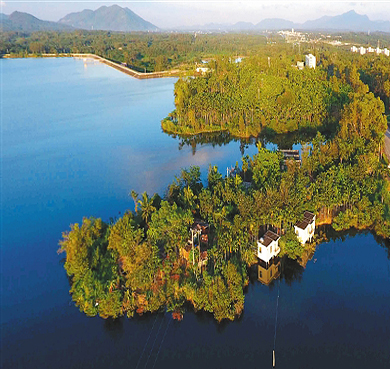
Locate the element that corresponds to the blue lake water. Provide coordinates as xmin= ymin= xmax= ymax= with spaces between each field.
xmin=1 ymin=58 xmax=390 ymax=368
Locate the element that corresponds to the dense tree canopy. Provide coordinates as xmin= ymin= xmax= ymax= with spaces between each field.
xmin=57 ymin=31 xmax=390 ymax=322
xmin=163 ymin=56 xmax=353 ymax=137
xmin=60 ymin=87 xmax=390 ymax=321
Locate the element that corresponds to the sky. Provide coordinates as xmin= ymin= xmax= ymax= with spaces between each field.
xmin=1 ymin=1 xmax=390 ymax=28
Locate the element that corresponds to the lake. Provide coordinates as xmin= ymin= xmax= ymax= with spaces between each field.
xmin=1 ymin=58 xmax=390 ymax=368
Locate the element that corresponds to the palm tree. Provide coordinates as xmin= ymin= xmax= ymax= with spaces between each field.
xmin=183 ymin=186 xmax=198 ymax=212
xmin=130 ymin=190 xmax=139 ymax=212
xmin=138 ymin=192 xmax=156 ymax=225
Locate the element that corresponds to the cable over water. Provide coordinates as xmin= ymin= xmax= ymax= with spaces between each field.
xmin=273 ymin=278 xmax=281 ymax=367
xmin=143 ymin=313 xmax=166 ymax=369
xmin=152 ymin=316 xmax=172 ymax=369
xmin=135 ymin=313 xmax=160 ymax=369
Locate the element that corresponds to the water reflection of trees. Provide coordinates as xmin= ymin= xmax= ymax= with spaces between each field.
xmin=103 ymin=317 xmax=124 ymax=340
xmin=316 ymin=225 xmax=390 ymax=260
xmin=164 ymin=129 xmax=320 ymax=155
xmin=281 ymin=257 xmax=304 ymax=286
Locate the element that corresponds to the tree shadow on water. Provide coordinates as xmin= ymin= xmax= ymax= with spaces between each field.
xmin=103 ymin=316 xmax=124 ymax=340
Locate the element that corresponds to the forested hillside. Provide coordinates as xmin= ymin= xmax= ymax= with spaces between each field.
xmin=163 ymin=47 xmax=390 ymax=137
xmin=0 ymin=31 xmax=270 ymax=72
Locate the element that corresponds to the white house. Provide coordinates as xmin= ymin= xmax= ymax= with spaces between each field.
xmin=384 ymin=48 xmax=390 ymax=56
xmin=297 ymin=61 xmax=304 ymax=70
xmin=351 ymin=46 xmax=358 ymax=53
xmin=305 ymin=54 xmax=316 ymax=69
xmin=376 ymin=47 xmax=382 ymax=55
xmin=196 ymin=67 xmax=210 ymax=74
xmin=367 ymin=47 xmax=375 ymax=53
xmin=294 ymin=211 xmax=316 ymax=245
xmin=257 ymin=230 xmax=280 ymax=264
xmin=359 ymin=46 xmax=367 ymax=55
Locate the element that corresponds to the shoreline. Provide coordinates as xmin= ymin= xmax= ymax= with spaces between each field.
xmin=161 ymin=118 xmax=316 ymax=140
xmin=2 ymin=53 xmax=182 ymax=79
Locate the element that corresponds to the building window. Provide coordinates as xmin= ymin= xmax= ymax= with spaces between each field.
xmin=259 ymin=246 xmax=262 ymax=253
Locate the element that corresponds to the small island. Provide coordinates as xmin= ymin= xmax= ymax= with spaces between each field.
xmin=59 ymin=74 xmax=389 ymax=320
xmin=57 ymin=37 xmax=390 ymax=322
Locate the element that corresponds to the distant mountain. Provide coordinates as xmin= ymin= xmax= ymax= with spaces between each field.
xmin=1 ymin=8 xmax=389 ymax=34
xmin=254 ymin=10 xmax=390 ymax=32
xmin=300 ymin=10 xmax=390 ymax=32
xmin=1 ymin=11 xmax=72 ymax=32
xmin=255 ymin=18 xmax=295 ymax=30
xmin=59 ymin=5 xmax=158 ymax=32
xmin=231 ymin=21 xmax=255 ymax=31
xmin=169 ymin=10 xmax=390 ymax=33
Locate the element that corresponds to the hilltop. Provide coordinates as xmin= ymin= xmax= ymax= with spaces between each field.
xmin=1 ymin=11 xmax=73 ymax=32
xmin=58 ymin=5 xmax=159 ymax=32
xmin=173 ymin=10 xmax=390 ymax=32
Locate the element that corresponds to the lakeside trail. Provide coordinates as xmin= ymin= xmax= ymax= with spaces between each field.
xmin=2 ymin=53 xmax=181 ymax=79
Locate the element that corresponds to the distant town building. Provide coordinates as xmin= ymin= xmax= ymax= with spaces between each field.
xmin=278 ymin=29 xmax=306 ymax=43
xmin=294 ymin=211 xmax=316 ymax=245
xmin=351 ymin=45 xmax=389 ymax=57
xmin=196 ymin=67 xmax=210 ymax=74
xmin=305 ymin=54 xmax=316 ymax=69
xmin=257 ymin=230 xmax=280 ymax=264
xmin=297 ymin=61 xmax=304 ymax=70
xmin=228 ymin=57 xmax=243 ymax=63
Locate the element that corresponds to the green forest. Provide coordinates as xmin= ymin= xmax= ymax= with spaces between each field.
xmin=163 ymin=47 xmax=390 ymax=138
xmin=0 ymin=31 xmax=271 ymax=72
xmin=43 ymin=31 xmax=390 ymax=321
xmin=59 ymin=86 xmax=389 ymax=321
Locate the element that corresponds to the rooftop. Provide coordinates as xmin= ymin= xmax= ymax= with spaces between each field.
xmin=303 ymin=211 xmax=315 ymax=222
xmin=295 ymin=211 xmax=315 ymax=230
xmin=295 ymin=219 xmax=311 ymax=230
xmin=259 ymin=230 xmax=280 ymax=247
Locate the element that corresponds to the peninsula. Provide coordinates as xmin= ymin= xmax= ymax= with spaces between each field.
xmin=59 ymin=86 xmax=389 ymax=321
xmin=57 ymin=33 xmax=390 ymax=322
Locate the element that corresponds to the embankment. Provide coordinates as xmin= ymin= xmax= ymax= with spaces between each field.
xmin=2 ymin=53 xmax=181 ymax=79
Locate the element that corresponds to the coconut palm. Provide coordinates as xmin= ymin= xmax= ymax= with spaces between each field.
xmin=130 ymin=190 xmax=139 ymax=212
xmin=138 ymin=192 xmax=156 ymax=225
